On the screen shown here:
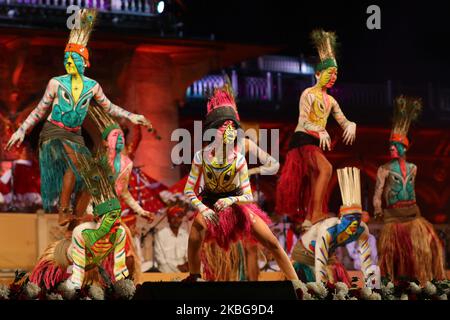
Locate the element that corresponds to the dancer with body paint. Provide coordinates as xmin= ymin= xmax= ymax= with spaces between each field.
xmin=373 ymin=96 xmax=445 ymax=283
xmin=276 ymin=30 xmax=356 ymax=230
xmin=183 ymin=84 xmax=302 ymax=292
xmin=5 ymin=9 xmax=151 ymax=228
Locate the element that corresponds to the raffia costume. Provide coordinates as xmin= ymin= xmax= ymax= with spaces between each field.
xmin=373 ymin=96 xmax=445 ymax=283
xmin=8 ymin=9 xmax=144 ymax=217
xmin=276 ymin=30 xmax=356 ymax=224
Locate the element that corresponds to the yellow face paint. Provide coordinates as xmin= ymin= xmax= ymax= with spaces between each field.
xmin=65 ymin=54 xmax=79 ymax=76
xmin=318 ymin=67 xmax=338 ymax=88
xmin=223 ymin=123 xmax=237 ymax=145
xmin=346 ymin=220 xmax=359 ymax=235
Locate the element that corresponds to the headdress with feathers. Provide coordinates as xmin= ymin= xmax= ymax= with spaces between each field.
xmin=88 ymin=103 xmax=121 ymax=141
xmin=65 ymin=9 xmax=97 ymax=67
xmin=337 ymin=167 xmax=362 ymax=216
xmin=204 ymin=75 xmax=240 ymax=130
xmin=311 ymin=29 xmax=338 ymax=72
xmin=390 ymin=95 xmax=422 ymax=148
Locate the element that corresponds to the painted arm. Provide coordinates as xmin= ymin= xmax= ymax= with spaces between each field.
xmin=183 ymin=152 xmax=209 ymax=214
xmin=94 ymin=83 xmax=151 ymax=127
xmin=6 ymin=79 xmax=56 ymax=150
xmin=331 ymin=99 xmax=356 ymax=145
xmin=373 ymin=166 xmax=388 ymax=218
xmin=213 ymin=154 xmax=254 ymax=211
xmin=246 ymin=138 xmax=280 ymax=176
xmin=314 ymin=224 xmax=333 ymax=284
xmin=120 ymin=170 xmax=153 ymax=220
xmin=357 ymin=224 xmax=380 ymax=288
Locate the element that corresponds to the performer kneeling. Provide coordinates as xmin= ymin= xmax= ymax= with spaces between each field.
xmin=292 ymin=167 xmax=379 ymax=288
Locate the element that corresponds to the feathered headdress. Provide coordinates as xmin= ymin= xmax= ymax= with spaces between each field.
xmin=65 ymin=9 xmax=97 ymax=67
xmin=311 ymin=29 xmax=338 ymax=72
xmin=73 ymin=151 xmax=120 ymax=216
xmin=390 ymin=95 xmax=422 ymax=148
xmin=88 ymin=103 xmax=121 ymax=140
xmin=204 ymin=75 xmax=240 ymax=130
xmin=337 ymin=167 xmax=362 ymax=216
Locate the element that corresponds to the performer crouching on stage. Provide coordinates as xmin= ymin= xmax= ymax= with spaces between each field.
xmin=183 ymin=85 xmax=302 ymax=290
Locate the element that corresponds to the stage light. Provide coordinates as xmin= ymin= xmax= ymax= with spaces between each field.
xmin=157 ymin=1 xmax=165 ymax=14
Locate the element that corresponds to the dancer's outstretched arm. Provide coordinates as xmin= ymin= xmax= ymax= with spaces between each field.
xmin=6 ymin=79 xmax=56 ymax=150
xmin=120 ymin=171 xmax=154 ymax=220
xmin=93 ymin=83 xmax=151 ymax=127
xmin=246 ymin=138 xmax=280 ymax=176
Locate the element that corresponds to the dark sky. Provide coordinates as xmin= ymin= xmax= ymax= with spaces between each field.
xmin=178 ymin=0 xmax=450 ymax=84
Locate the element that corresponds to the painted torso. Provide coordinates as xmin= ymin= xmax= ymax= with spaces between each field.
xmin=382 ymin=160 xmax=416 ymax=207
xmin=295 ymin=87 xmax=335 ymax=133
xmin=201 ymin=151 xmax=241 ymax=194
xmin=47 ymin=75 xmax=98 ymax=129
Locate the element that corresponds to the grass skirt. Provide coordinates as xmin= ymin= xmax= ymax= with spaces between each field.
xmin=276 ymin=145 xmax=328 ymax=221
xmin=201 ymin=241 xmax=247 ymax=281
xmin=39 ymin=138 xmax=91 ymax=211
xmin=204 ymin=203 xmax=271 ymax=250
xmin=379 ymin=215 xmax=446 ymax=283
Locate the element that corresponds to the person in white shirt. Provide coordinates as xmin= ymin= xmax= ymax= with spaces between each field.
xmin=154 ymin=206 xmax=189 ymax=273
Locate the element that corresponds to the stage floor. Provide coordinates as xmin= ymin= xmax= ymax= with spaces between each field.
xmin=1 ymin=271 xmax=450 ymax=287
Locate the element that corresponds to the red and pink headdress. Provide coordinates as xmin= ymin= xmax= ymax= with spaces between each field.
xmin=204 ymin=80 xmax=240 ymax=130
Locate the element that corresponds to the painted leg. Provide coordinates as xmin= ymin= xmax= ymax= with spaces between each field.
xmin=75 ymin=190 xmax=91 ymax=218
xmin=59 ymin=143 xmax=83 ymax=226
xmin=244 ymin=242 xmax=260 ymax=281
xmin=250 ymin=213 xmax=298 ymax=281
xmin=187 ymin=214 xmax=207 ymax=278
xmin=59 ymin=168 xmax=75 ymax=226
xmin=310 ymin=152 xmax=332 ymax=224
xmin=69 ymin=223 xmax=90 ymax=288
xmin=113 ymin=226 xmax=129 ymax=281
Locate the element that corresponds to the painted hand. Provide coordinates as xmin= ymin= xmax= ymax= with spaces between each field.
xmin=214 ymin=197 xmax=235 ymax=211
xmin=343 ymin=122 xmax=356 ymax=145
xmin=318 ymin=130 xmax=331 ymax=151
xmin=130 ymin=114 xmax=152 ymax=129
xmin=5 ymin=128 xmax=25 ymax=151
xmin=248 ymin=167 xmax=260 ymax=176
xmin=201 ymin=208 xmax=219 ymax=226
xmin=140 ymin=210 xmax=155 ymax=222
